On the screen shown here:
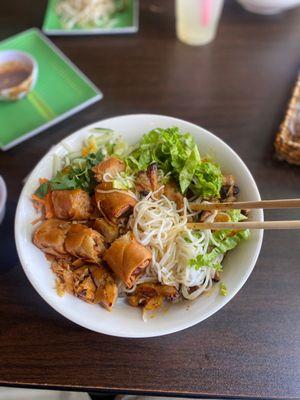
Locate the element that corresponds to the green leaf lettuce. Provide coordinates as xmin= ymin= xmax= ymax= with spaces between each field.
xmin=125 ymin=127 xmax=222 ymax=198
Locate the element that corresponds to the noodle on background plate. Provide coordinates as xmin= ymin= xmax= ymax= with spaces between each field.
xmin=56 ymin=0 xmax=125 ymax=29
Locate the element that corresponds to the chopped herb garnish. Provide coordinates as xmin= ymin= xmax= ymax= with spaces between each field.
xmin=34 ymin=182 xmax=50 ymax=199
xmin=220 ymin=282 xmax=228 ymax=296
xmin=34 ymin=150 xmax=104 ymax=199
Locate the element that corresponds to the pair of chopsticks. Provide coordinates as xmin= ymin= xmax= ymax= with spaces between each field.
xmin=187 ymin=199 xmax=300 ymax=230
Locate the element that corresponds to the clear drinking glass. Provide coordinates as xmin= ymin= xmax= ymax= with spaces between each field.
xmin=176 ymin=0 xmax=224 ymax=46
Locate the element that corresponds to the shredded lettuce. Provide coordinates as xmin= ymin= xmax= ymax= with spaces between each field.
xmin=83 ymin=129 xmax=129 ymax=158
xmin=125 ymin=127 xmax=222 ymax=198
xmin=179 ymin=145 xmax=201 ymax=192
xmin=227 ymin=209 xmax=247 ymax=222
xmin=111 ymin=172 xmax=135 ymax=190
xmin=189 ymin=229 xmax=250 ymax=270
xmin=190 ymin=161 xmax=223 ymax=199
xmin=112 ymin=138 xmax=129 ymax=157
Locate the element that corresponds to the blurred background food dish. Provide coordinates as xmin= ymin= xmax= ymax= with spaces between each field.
xmin=43 ymin=0 xmax=138 ymax=35
xmin=236 ymin=0 xmax=300 ymax=14
xmin=0 ymin=29 xmax=102 ymax=151
xmin=0 ymin=50 xmax=38 ymax=101
xmin=275 ymin=73 xmax=300 ymax=165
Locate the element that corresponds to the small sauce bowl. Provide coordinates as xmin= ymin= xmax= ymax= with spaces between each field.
xmin=0 ymin=176 xmax=7 ymax=224
xmin=0 ymin=50 xmax=38 ymax=101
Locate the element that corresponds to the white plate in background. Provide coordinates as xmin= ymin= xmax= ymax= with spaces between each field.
xmin=236 ymin=0 xmax=300 ymax=14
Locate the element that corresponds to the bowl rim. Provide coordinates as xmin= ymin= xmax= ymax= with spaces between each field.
xmin=0 ymin=175 xmax=7 ymax=216
xmin=14 ymin=114 xmax=264 ymax=337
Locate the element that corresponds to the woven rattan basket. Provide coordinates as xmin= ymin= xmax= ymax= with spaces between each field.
xmin=275 ymin=73 xmax=300 ymax=165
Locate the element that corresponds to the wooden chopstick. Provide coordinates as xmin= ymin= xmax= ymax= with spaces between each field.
xmin=187 ymin=220 xmax=300 ymax=230
xmin=189 ymin=198 xmax=300 ymax=211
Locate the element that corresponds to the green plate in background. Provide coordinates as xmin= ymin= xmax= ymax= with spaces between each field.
xmin=0 ymin=28 xmax=102 ymax=151
xmin=43 ymin=0 xmax=138 ymax=35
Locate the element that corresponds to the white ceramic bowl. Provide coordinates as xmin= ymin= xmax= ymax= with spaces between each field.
xmin=236 ymin=0 xmax=300 ymax=14
xmin=15 ymin=114 xmax=263 ymax=337
xmin=0 ymin=50 xmax=38 ymax=101
xmin=0 ymin=176 xmax=7 ymax=224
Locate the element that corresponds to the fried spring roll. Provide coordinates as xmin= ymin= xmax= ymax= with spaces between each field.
xmin=64 ymin=224 xmax=105 ymax=263
xmin=33 ymin=219 xmax=70 ymax=258
xmin=95 ymin=183 xmax=137 ymax=224
xmin=89 ymin=264 xmax=118 ymax=311
xmin=103 ymin=232 xmax=152 ymax=288
xmin=92 ymin=157 xmax=125 ymax=183
xmin=52 ymin=189 xmax=91 ymax=220
xmin=93 ymin=218 xmax=119 ymax=243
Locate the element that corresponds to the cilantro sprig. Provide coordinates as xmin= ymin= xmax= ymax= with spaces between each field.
xmin=34 ymin=150 xmax=104 ymax=199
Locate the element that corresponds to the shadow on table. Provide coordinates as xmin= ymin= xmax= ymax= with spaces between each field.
xmin=0 ymin=201 xmax=19 ymax=273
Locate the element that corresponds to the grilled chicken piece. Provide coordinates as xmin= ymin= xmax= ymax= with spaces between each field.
xmin=147 ymin=163 xmax=159 ymax=191
xmin=135 ymin=163 xmax=161 ymax=196
xmin=103 ymin=232 xmax=152 ymax=288
xmin=75 ymin=275 xmax=96 ymax=303
xmin=220 ymin=175 xmax=239 ymax=203
xmin=222 ymin=174 xmax=235 ymax=187
xmin=51 ymin=259 xmax=74 ymax=295
xmin=33 ymin=219 xmax=70 ymax=258
xmin=72 ymin=263 xmax=117 ymax=309
xmin=48 ymin=255 xmax=118 ymax=310
xmin=72 ymin=265 xmax=95 ymax=303
xmin=135 ymin=171 xmax=151 ymax=195
xmin=127 ymin=283 xmax=179 ymax=311
xmin=64 ymin=224 xmax=105 ymax=263
xmin=51 ymin=189 xmax=91 ymax=220
xmin=93 ymin=218 xmax=119 ymax=243
xmin=95 ymin=182 xmax=137 ymax=224
xmin=199 ymin=210 xmax=213 ymax=222
xmin=89 ymin=264 xmax=118 ymax=311
xmin=163 ymin=180 xmax=184 ymax=210
xmin=159 ymin=284 xmax=180 ymax=301
xmin=92 ymin=157 xmax=125 ymax=183
xmin=214 ymin=212 xmax=230 ymax=223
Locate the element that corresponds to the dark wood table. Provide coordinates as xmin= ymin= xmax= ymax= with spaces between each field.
xmin=1 ymin=1 xmax=300 ymax=398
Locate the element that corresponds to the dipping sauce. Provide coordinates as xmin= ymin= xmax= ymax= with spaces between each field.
xmin=0 ymin=61 xmax=30 ymax=90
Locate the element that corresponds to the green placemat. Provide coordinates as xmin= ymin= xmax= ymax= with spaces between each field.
xmin=0 ymin=28 xmax=102 ymax=150
xmin=43 ymin=0 xmax=138 ymax=35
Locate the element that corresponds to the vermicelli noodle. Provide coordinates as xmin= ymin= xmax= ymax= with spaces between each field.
xmin=129 ymin=190 xmax=220 ymax=300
